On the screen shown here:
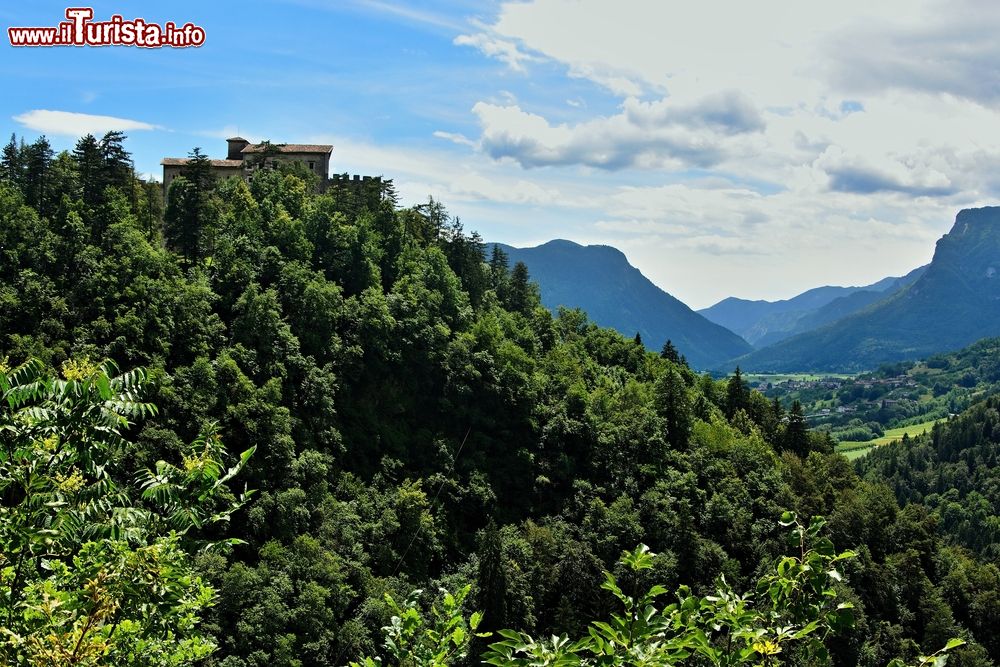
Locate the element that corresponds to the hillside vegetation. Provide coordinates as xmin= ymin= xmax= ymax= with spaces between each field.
xmin=0 ymin=132 xmax=997 ymax=666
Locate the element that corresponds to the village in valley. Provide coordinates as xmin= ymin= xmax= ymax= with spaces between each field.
xmin=744 ymin=362 xmax=970 ymax=449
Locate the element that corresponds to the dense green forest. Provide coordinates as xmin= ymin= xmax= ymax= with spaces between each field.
xmin=859 ymin=394 xmax=1000 ymax=560
xmin=1 ymin=132 xmax=1000 ymax=666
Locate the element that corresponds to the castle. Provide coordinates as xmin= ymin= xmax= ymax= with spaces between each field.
xmin=161 ymin=137 xmax=379 ymax=193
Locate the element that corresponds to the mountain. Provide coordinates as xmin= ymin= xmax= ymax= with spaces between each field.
xmin=492 ymin=240 xmax=752 ymax=369
xmin=699 ymin=267 xmax=925 ymax=347
xmin=736 ymin=206 xmax=1000 ymax=372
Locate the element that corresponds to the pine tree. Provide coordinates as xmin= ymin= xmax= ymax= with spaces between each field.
xmin=164 ymin=177 xmax=199 ymax=263
xmin=766 ymin=396 xmax=785 ymax=445
xmin=164 ymin=148 xmax=216 ymax=263
xmin=489 ymin=244 xmax=510 ymax=301
xmin=99 ymin=130 xmax=133 ymax=192
xmin=656 ymin=368 xmax=692 ymax=449
xmin=246 ymin=139 xmax=283 ymax=171
xmin=73 ymin=134 xmax=103 ymax=208
xmin=660 ymin=339 xmax=680 ymax=363
xmin=0 ymin=133 xmax=20 ymax=186
xmin=507 ymin=261 xmax=534 ymax=315
xmin=725 ymin=366 xmax=749 ymax=419
xmin=634 ymin=332 xmax=643 ymax=346
xmin=784 ymin=399 xmax=810 ymax=456
xmin=415 ymin=196 xmax=449 ymax=241
xmin=21 ymin=136 xmax=54 ymax=218
xmin=180 ymin=147 xmax=213 ymax=194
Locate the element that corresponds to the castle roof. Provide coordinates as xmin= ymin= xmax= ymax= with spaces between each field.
xmin=241 ymin=143 xmax=332 ymax=155
xmin=161 ymin=158 xmax=244 ymax=167
xmin=227 ymin=136 xmax=248 ymax=142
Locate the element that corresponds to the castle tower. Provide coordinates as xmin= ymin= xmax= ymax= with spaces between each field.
xmin=226 ymin=136 xmax=250 ymax=160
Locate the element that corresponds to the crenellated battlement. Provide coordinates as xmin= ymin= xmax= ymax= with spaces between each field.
xmin=328 ymin=174 xmax=382 ymax=184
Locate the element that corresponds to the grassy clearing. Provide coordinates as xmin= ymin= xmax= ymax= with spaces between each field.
xmin=836 ymin=418 xmax=946 ymax=460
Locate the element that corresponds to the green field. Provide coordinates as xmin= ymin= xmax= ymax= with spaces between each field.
xmin=836 ymin=418 xmax=946 ymax=460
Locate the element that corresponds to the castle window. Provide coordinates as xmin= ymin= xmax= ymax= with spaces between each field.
xmin=308 ymin=161 xmax=315 ymax=170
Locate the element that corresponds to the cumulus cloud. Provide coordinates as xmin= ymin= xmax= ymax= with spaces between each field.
xmin=625 ymin=92 xmax=765 ymax=135
xmin=13 ymin=109 xmax=160 ymax=136
xmin=463 ymin=0 xmax=1000 ymax=186
xmin=471 ymin=93 xmax=765 ymax=170
xmin=825 ymin=164 xmax=956 ymax=197
xmin=814 ymin=147 xmax=957 ymax=197
xmin=426 ymin=0 xmax=1000 ymax=303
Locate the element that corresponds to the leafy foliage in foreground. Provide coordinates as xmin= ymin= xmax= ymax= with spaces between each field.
xmin=485 ymin=515 xmax=855 ymax=667
xmin=0 ymin=358 xmax=252 ymax=665
xmin=358 ymin=516 xmax=963 ymax=667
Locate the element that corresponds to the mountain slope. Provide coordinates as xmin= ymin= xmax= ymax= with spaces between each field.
xmin=750 ymin=266 xmax=927 ymax=348
xmin=699 ymin=268 xmax=925 ymax=347
xmin=494 ymin=240 xmax=751 ymax=369
xmin=736 ymin=207 xmax=1000 ymax=372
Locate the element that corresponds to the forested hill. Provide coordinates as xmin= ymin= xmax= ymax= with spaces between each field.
xmin=493 ymin=240 xmax=752 ymax=369
xmin=736 ymin=207 xmax=1000 ymax=372
xmin=859 ymin=392 xmax=1000 ymax=560
xmin=2 ymin=132 xmax=1000 ymax=666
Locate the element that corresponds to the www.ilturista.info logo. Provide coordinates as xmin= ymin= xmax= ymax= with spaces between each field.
xmin=8 ymin=8 xmax=205 ymax=48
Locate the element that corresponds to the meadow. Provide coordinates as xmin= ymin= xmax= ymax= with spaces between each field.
xmin=836 ymin=417 xmax=947 ymax=460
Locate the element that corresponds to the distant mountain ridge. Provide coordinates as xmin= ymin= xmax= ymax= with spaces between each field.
xmin=699 ymin=267 xmax=926 ymax=347
xmin=735 ymin=206 xmax=1000 ymax=372
xmin=492 ymin=240 xmax=752 ymax=369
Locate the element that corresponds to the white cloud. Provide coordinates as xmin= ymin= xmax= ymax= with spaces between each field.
xmin=433 ymin=130 xmax=477 ymax=148
xmin=460 ymin=0 xmax=1000 ymax=194
xmin=13 ymin=110 xmax=160 ymax=137
xmin=471 ymin=94 xmax=765 ymax=170
xmin=454 ymin=32 xmax=539 ymax=72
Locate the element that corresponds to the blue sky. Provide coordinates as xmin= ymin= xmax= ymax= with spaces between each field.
xmin=3 ymin=0 xmax=999 ymax=307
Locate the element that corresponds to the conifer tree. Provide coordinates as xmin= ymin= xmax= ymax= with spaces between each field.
xmin=785 ymin=399 xmax=810 ymax=456
xmin=99 ymin=130 xmax=133 ymax=192
xmin=20 ymin=136 xmax=53 ymax=217
xmin=725 ymin=366 xmax=750 ymax=418
xmin=656 ymin=368 xmax=692 ymax=448
xmin=164 ymin=148 xmax=216 ymax=263
xmin=507 ymin=261 xmax=534 ymax=315
xmin=0 ymin=133 xmax=20 ymax=186
xmin=489 ymin=244 xmax=510 ymax=301
xmin=660 ymin=339 xmax=680 ymax=363
xmin=72 ymin=133 xmax=103 ymax=208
